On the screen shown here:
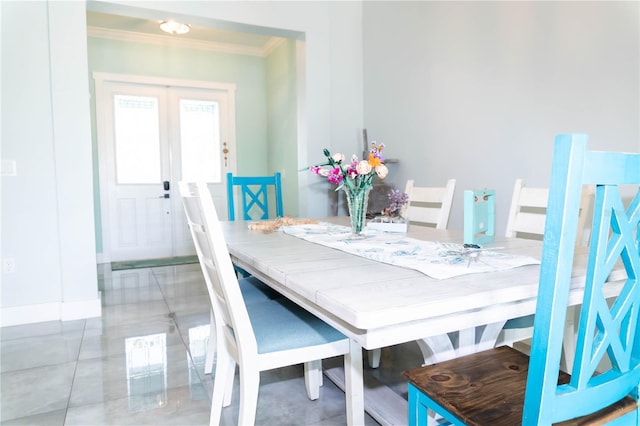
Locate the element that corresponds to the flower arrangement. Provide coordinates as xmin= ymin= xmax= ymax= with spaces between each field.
xmin=310 ymin=141 xmax=389 ymax=235
xmin=309 ymin=141 xmax=389 ymax=191
xmin=382 ymin=189 xmax=409 ymax=219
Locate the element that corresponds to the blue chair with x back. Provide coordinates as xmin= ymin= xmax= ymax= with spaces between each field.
xmin=227 ymin=172 xmax=284 ymax=221
xmin=403 ymin=133 xmax=640 ymax=425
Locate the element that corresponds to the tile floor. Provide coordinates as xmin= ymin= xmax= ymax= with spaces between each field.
xmin=1 ymin=263 xmax=425 ymax=425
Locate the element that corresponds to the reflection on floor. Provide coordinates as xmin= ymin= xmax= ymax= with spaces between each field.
xmin=1 ymin=263 xmax=425 ymax=425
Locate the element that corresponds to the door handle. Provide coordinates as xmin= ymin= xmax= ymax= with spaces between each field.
xmin=158 ymin=194 xmax=170 ymax=199
xmin=163 ymin=181 xmax=170 ymax=191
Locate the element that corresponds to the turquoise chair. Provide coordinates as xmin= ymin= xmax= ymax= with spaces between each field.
xmin=463 ymin=189 xmax=495 ymax=245
xmin=227 ymin=172 xmax=284 ymax=221
xmin=404 ymin=134 xmax=640 ymax=425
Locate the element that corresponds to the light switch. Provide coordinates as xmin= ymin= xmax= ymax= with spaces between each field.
xmin=1 ymin=160 xmax=17 ymax=176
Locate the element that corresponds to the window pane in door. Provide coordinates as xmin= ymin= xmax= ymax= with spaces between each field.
xmin=180 ymin=99 xmax=220 ymax=183
xmin=114 ymin=95 xmax=161 ymax=184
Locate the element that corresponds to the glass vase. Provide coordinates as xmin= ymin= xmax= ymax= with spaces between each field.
xmin=344 ymin=185 xmax=371 ymax=236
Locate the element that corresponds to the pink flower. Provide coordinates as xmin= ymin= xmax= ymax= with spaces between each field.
xmin=328 ymin=167 xmax=344 ymax=184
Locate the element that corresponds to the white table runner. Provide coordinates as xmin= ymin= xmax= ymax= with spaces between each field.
xmin=282 ymin=223 xmax=540 ymax=280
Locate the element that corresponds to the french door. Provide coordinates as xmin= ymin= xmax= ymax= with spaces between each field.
xmin=95 ymin=73 xmax=236 ymax=262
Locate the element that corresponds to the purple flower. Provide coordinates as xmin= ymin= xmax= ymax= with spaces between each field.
xmin=387 ymin=189 xmax=409 ymax=215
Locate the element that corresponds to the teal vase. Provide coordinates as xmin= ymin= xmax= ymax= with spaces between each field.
xmin=344 ymin=186 xmax=371 ymax=236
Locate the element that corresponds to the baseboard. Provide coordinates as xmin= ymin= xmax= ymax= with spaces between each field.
xmin=61 ymin=293 xmax=102 ymax=321
xmin=0 ymin=294 xmax=102 ymax=327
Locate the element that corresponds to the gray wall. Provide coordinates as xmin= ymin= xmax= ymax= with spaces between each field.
xmin=363 ymin=1 xmax=639 ymax=235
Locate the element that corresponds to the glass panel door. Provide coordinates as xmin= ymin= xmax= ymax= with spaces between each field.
xmin=169 ymin=87 xmax=232 ymax=256
xmin=113 ymin=95 xmax=162 ymax=184
xmin=96 ymin=75 xmax=236 ymax=262
xmin=179 ymin=99 xmax=220 ymax=183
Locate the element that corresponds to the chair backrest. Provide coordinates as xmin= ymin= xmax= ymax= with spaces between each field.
xmin=184 ymin=181 xmax=259 ymax=358
xmin=506 ymin=178 xmax=594 ymax=245
xmin=523 ymin=134 xmax=640 ymax=424
xmin=463 ymin=189 xmax=495 ymax=245
xmin=505 ymin=178 xmax=548 ymax=239
xmin=179 ymin=181 xmax=216 ymax=294
xmin=404 ymin=178 xmax=456 ymax=230
xmin=227 ymin=172 xmax=284 ymax=221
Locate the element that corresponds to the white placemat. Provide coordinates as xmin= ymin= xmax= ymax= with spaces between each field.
xmin=282 ymin=222 xmax=540 ymax=280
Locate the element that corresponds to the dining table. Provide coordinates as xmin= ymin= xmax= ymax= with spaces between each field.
xmin=220 ymin=217 xmax=620 ymax=425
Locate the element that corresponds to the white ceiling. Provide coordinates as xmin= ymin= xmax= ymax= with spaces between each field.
xmin=86 ymin=11 xmax=284 ymax=57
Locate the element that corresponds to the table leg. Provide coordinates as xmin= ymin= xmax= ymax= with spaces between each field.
xmin=416 ymin=321 xmax=507 ymax=365
xmin=344 ymin=339 xmax=365 ymax=425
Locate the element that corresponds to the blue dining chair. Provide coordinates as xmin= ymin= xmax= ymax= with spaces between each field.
xmin=227 ymin=172 xmax=284 ymax=221
xmin=403 ymin=133 xmax=640 ymax=425
xmin=463 ymin=189 xmax=495 ymax=245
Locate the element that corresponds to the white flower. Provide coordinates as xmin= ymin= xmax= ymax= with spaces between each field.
xmin=318 ymin=168 xmax=330 ymax=177
xmin=332 ymin=153 xmax=345 ymax=163
xmin=356 ymin=160 xmax=372 ymax=175
xmin=375 ymin=164 xmax=389 ymax=179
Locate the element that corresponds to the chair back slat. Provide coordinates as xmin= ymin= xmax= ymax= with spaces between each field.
xmin=506 ymin=178 xmax=593 ymax=246
xmin=405 ymin=178 xmax=456 ymax=230
xmin=227 ymin=172 xmax=284 ymax=221
xmin=505 ymin=179 xmax=549 ymax=238
xmin=523 ymin=134 xmax=640 ymax=424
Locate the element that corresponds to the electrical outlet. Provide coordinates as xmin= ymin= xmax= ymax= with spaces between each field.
xmin=3 ymin=258 xmax=15 ymax=274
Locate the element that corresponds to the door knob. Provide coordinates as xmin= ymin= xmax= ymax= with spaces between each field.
xmin=163 ymin=181 xmax=170 ymax=191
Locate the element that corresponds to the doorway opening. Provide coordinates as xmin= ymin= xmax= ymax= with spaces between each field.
xmin=94 ymin=73 xmax=236 ymax=262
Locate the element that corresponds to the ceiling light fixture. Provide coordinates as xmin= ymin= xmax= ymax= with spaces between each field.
xmin=159 ymin=20 xmax=191 ymax=35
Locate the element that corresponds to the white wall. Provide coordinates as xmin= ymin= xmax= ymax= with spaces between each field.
xmin=0 ymin=0 xmax=364 ymax=326
xmin=1 ymin=1 xmax=100 ymax=326
xmin=363 ymin=1 xmax=640 ymax=234
xmin=3 ymin=0 xmax=636 ymax=326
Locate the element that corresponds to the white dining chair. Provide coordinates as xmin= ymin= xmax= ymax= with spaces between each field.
xmin=498 ymin=178 xmax=594 ymax=368
xmin=404 ymin=179 xmax=456 ymax=229
xmin=505 ymin=178 xmax=593 ymax=244
xmin=367 ymin=179 xmax=457 ymax=369
xmin=187 ymin=181 xmax=353 ymax=425
xmin=504 ymin=178 xmax=549 ymax=239
xmin=179 ymin=182 xmax=282 ymax=376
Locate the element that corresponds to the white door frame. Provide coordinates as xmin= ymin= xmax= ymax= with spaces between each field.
xmin=94 ymin=72 xmax=236 ymax=263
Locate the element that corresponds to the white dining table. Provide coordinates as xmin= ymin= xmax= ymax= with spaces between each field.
xmin=220 ymin=217 xmax=612 ymax=425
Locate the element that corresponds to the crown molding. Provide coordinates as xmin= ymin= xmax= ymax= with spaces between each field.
xmin=262 ymin=37 xmax=287 ymax=57
xmin=87 ymin=26 xmax=272 ymax=57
